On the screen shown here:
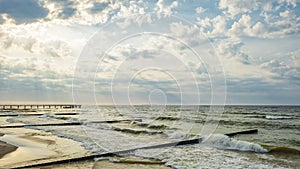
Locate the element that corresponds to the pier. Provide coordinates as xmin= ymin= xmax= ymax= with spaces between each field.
xmin=0 ymin=104 xmax=81 ymax=110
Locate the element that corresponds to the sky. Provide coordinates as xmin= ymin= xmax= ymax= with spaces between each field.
xmin=0 ymin=0 xmax=299 ymax=105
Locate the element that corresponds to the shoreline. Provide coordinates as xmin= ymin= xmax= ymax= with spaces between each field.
xmin=0 ymin=128 xmax=92 ymax=168
xmin=0 ymin=128 xmax=172 ymax=169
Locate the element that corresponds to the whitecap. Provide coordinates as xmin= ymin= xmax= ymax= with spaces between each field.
xmin=200 ymin=134 xmax=268 ymax=153
xmin=265 ymin=115 xmax=292 ymax=120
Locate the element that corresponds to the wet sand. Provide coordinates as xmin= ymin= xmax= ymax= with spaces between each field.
xmin=38 ymin=157 xmax=172 ymax=169
xmin=0 ymin=139 xmax=17 ymax=158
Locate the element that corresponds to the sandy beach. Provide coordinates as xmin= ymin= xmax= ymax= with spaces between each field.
xmin=0 ymin=128 xmax=89 ymax=168
xmin=0 ymin=128 xmax=172 ymax=169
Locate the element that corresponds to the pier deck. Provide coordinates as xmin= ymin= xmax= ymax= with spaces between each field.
xmin=0 ymin=104 xmax=81 ymax=110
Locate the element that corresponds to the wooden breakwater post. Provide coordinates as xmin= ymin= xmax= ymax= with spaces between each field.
xmin=0 ymin=119 xmax=143 ymax=128
xmin=0 ymin=104 xmax=82 ymax=110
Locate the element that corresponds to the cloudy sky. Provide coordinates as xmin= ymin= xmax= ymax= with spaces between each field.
xmin=0 ymin=0 xmax=299 ymax=105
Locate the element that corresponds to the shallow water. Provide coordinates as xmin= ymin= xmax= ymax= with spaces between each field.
xmin=2 ymin=105 xmax=299 ymax=168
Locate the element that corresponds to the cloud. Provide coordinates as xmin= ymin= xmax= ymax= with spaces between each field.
xmin=216 ymin=0 xmax=299 ymax=38
xmin=0 ymin=0 xmax=299 ymax=104
xmin=215 ymin=39 xmax=250 ymax=64
xmin=169 ymin=22 xmax=198 ymax=37
xmin=0 ymin=53 xmax=73 ymax=93
xmin=0 ymin=33 xmax=37 ymax=52
xmin=260 ymin=50 xmax=300 ymax=81
xmin=0 ymin=33 xmax=13 ymax=49
xmin=228 ymin=14 xmax=267 ymax=38
xmin=0 ymin=29 xmax=72 ymax=58
xmin=0 ymin=0 xmax=48 ymax=24
xmin=155 ymin=0 xmax=178 ymax=16
xmin=218 ymin=0 xmax=259 ymax=17
xmin=41 ymin=40 xmax=71 ymax=58
xmin=210 ymin=15 xmax=227 ymax=36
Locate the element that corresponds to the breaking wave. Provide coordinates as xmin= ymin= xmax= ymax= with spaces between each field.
xmin=201 ymin=134 xmax=269 ymax=153
xmin=265 ymin=115 xmax=293 ymax=120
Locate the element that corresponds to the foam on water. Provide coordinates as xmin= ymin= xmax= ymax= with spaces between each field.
xmin=201 ymin=134 xmax=269 ymax=153
xmin=265 ymin=115 xmax=293 ymax=120
xmin=134 ymin=144 xmax=289 ymax=169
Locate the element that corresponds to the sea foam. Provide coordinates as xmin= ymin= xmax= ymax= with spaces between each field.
xmin=265 ymin=115 xmax=292 ymax=120
xmin=201 ymin=134 xmax=269 ymax=153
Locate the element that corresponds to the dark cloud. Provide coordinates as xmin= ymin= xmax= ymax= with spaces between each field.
xmin=0 ymin=0 xmax=48 ymax=23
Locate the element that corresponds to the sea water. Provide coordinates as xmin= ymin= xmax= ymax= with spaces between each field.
xmin=2 ymin=105 xmax=300 ymax=168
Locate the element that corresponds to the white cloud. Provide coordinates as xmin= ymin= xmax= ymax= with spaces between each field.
xmin=215 ymin=39 xmax=250 ymax=65
xmin=155 ymin=0 xmax=178 ymax=17
xmin=228 ymin=14 xmax=252 ymax=37
xmin=251 ymin=22 xmax=266 ymax=35
xmin=196 ymin=17 xmax=211 ymax=31
xmin=169 ymin=22 xmax=198 ymax=37
xmin=0 ymin=14 xmax=16 ymax=24
xmin=218 ymin=0 xmax=259 ymax=17
xmin=210 ymin=15 xmax=227 ymax=36
xmin=42 ymin=40 xmax=72 ymax=58
xmin=0 ymin=19 xmax=96 ymax=84
xmin=260 ymin=49 xmax=300 ymax=80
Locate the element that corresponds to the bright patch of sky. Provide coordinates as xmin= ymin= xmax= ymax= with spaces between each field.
xmin=0 ymin=0 xmax=299 ymax=105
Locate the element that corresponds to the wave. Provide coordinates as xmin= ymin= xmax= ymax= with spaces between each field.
xmin=200 ymin=134 xmax=269 ymax=153
xmin=112 ymin=126 xmax=164 ymax=135
xmin=130 ymin=121 xmax=168 ymax=130
xmin=265 ymin=115 xmax=293 ymax=120
xmin=147 ymin=124 xmax=168 ymax=130
xmin=155 ymin=116 xmax=180 ymax=121
xmin=218 ymin=120 xmax=299 ymax=130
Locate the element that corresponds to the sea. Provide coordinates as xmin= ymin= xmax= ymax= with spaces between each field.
xmin=1 ymin=105 xmax=300 ymax=169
